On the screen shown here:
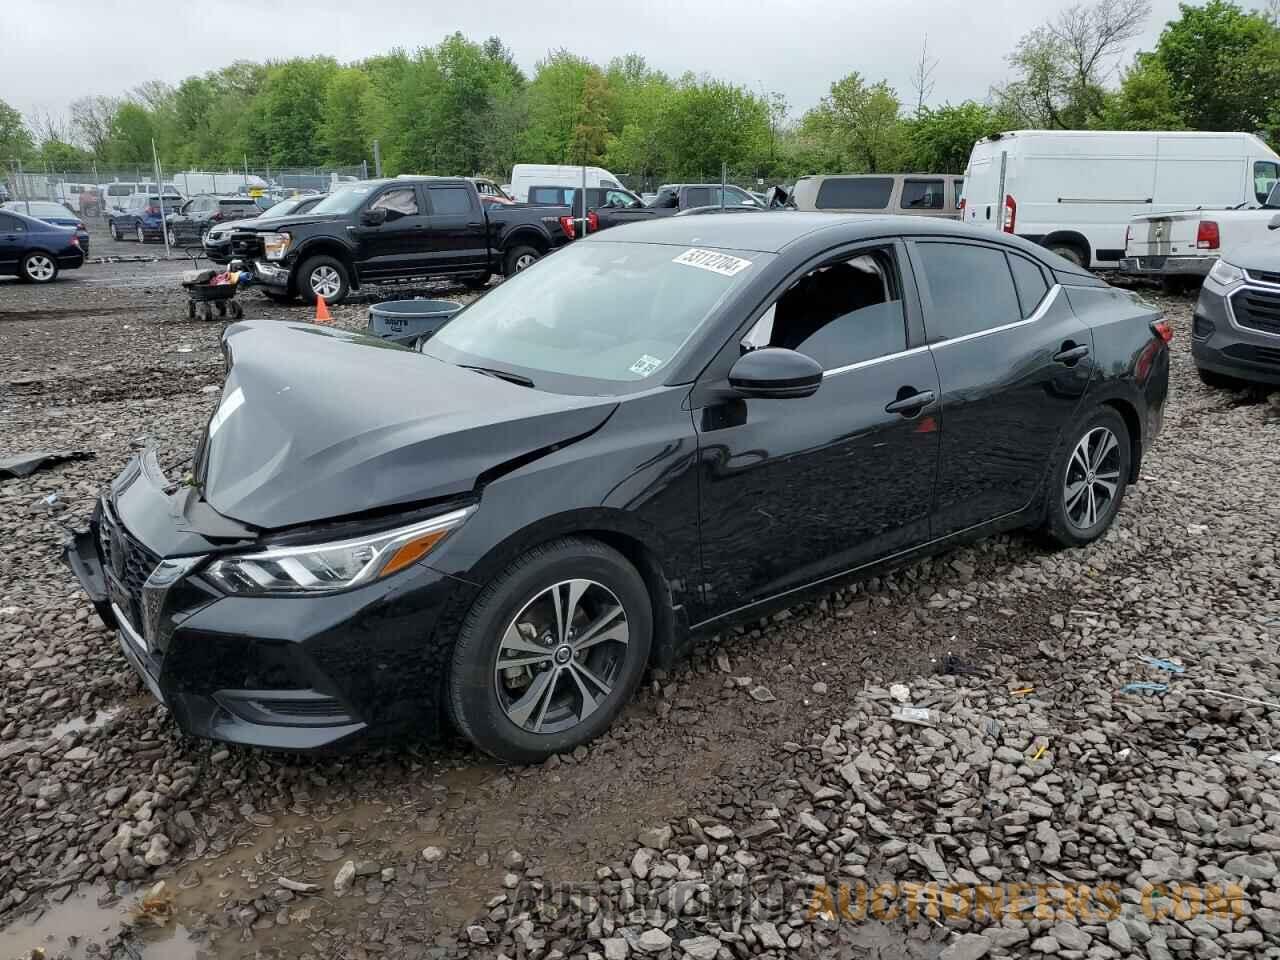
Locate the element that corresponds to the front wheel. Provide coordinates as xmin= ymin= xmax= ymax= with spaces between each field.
xmin=135 ymin=224 xmax=145 ymax=244
xmin=20 ymin=252 xmax=58 ymax=283
xmin=503 ymin=245 xmax=540 ymax=277
xmin=448 ymin=538 xmax=653 ymax=763
xmin=166 ymin=227 xmax=177 ymax=247
xmin=298 ymin=255 xmax=350 ymax=304
xmin=1041 ymin=407 xmax=1131 ymax=548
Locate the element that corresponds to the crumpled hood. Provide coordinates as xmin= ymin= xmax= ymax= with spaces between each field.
xmin=201 ymin=321 xmax=617 ymax=530
xmin=236 ymin=212 xmax=345 ymax=232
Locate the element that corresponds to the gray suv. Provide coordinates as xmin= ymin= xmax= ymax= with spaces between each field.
xmin=1192 ymin=248 xmax=1280 ymax=388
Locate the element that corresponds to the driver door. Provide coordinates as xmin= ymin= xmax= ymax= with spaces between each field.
xmin=354 ymin=185 xmax=429 ymax=277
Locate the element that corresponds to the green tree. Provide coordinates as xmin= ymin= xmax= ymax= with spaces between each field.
xmin=1098 ymin=53 xmax=1185 ymax=130
xmin=0 ymin=99 xmax=34 ymax=162
xmin=250 ymin=57 xmax=340 ymax=166
xmin=105 ymin=102 xmax=157 ymax=164
xmin=523 ymin=51 xmax=599 ymax=163
xmin=1154 ymin=0 xmax=1280 ymax=132
xmin=802 ymin=73 xmax=905 ymax=173
xmin=906 ymin=102 xmax=1004 ymax=172
xmin=320 ymin=67 xmax=371 ymax=165
xmin=655 ymin=76 xmax=771 ymax=179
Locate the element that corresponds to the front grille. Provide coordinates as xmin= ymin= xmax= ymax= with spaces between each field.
xmin=1245 ymin=269 xmax=1280 ymax=286
xmin=1223 ymin=343 xmax=1280 ymax=366
xmin=98 ymin=504 xmax=160 ymax=630
xmin=229 ymin=232 xmax=264 ymax=259
xmin=1230 ymin=288 xmax=1280 ymax=336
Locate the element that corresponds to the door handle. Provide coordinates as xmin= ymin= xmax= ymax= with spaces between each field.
xmin=884 ymin=389 xmax=936 ymax=416
xmin=1053 ymin=343 xmax=1090 ymax=365
xmin=467 ymin=222 xmax=484 ymax=228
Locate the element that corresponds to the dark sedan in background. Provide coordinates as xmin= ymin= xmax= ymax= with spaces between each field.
xmin=0 ymin=209 xmax=85 ymax=282
xmin=202 ymin=194 xmax=326 ymax=265
xmin=66 ymin=214 xmax=1169 ymax=762
xmin=165 ymin=195 xmax=261 ymax=247
xmin=1192 ymin=250 xmax=1280 ymax=388
xmin=2 ymin=200 xmax=91 ymax=256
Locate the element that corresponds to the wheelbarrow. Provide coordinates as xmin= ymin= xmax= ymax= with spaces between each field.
xmin=182 ymin=268 xmax=245 ymax=321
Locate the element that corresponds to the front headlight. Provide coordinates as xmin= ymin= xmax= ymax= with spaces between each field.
xmin=262 ymin=231 xmax=292 ymax=261
xmin=1208 ymin=259 xmax=1245 ymax=287
xmin=203 ymin=506 xmax=473 ymax=595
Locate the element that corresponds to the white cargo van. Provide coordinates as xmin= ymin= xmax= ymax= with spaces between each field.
xmin=508 ymin=164 xmax=624 ymax=203
xmin=961 ymin=130 xmax=1280 ymax=268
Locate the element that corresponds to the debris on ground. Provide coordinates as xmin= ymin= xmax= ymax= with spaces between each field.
xmin=0 ymin=450 xmax=94 ymax=479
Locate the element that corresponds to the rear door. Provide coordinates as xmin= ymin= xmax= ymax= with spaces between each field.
xmin=425 ymin=184 xmax=488 ymax=271
xmin=911 ymin=239 xmax=1094 ymax=537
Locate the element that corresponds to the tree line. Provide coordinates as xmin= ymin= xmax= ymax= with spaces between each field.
xmin=3 ymin=0 xmax=1279 ymax=183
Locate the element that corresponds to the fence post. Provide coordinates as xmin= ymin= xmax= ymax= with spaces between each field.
xmin=373 ymin=140 xmax=382 ymax=178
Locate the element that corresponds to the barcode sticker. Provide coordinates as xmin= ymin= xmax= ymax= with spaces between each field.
xmin=673 ymin=248 xmax=752 ymax=277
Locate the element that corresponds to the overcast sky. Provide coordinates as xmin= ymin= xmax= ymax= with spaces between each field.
xmin=0 ymin=0 xmax=1255 ymax=127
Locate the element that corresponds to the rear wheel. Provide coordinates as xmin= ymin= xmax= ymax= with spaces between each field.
xmin=448 ymin=538 xmax=652 ymax=763
xmin=299 ymin=255 xmax=350 ymax=304
xmin=1041 ymin=407 xmax=1130 ymax=548
xmin=503 ymin=245 xmax=540 ymax=277
xmin=20 ymin=252 xmax=57 ymax=283
xmin=1047 ymin=241 xmax=1088 ymax=268
xmin=135 ymin=224 xmax=145 ymax=244
xmin=110 ymin=222 xmax=122 ymax=241
xmin=166 ymin=227 xmax=177 ymax=247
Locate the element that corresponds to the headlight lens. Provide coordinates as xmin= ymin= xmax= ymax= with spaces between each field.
xmin=262 ymin=232 xmax=292 ymax=261
xmin=1208 ymin=259 xmax=1244 ymax=287
xmin=203 ymin=507 xmax=473 ymax=595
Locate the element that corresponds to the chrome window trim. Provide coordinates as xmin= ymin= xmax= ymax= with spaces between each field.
xmin=1226 ymin=286 xmax=1280 ymax=340
xmin=822 ymin=345 xmax=931 ymax=379
xmin=928 ymin=284 xmax=1063 ymax=350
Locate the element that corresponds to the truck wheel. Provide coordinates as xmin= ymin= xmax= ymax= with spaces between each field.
xmin=1047 ymin=241 xmax=1087 ymax=268
xmin=503 ymin=245 xmax=540 ymax=276
xmin=299 ymin=256 xmax=350 ymax=304
xmin=110 ymin=222 xmax=122 ymax=241
xmin=465 ymin=273 xmax=492 ymax=291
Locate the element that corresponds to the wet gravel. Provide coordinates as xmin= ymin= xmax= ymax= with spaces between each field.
xmin=1 ymin=252 xmax=1278 ymax=960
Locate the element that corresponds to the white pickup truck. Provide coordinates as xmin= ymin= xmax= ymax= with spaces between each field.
xmin=1119 ymin=183 xmax=1280 ymax=288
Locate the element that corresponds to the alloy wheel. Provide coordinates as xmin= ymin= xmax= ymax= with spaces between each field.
xmin=1064 ymin=426 xmax=1121 ymax=530
xmin=309 ymin=266 xmax=342 ymax=299
xmin=494 ymin=579 xmax=629 ymax=735
xmin=514 ymin=253 xmax=537 ymax=272
xmin=136 ymin=225 xmax=144 ymax=243
xmin=166 ymin=228 xmax=176 ymax=247
xmin=25 ymin=255 xmax=55 ymax=282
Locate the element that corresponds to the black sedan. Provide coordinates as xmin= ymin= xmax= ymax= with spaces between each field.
xmin=66 ymin=214 xmax=1170 ymax=761
xmin=166 ymin=195 xmax=262 ymax=247
xmin=0 ymin=209 xmax=85 ymax=282
xmin=1192 ymin=250 xmax=1280 ymax=388
xmin=202 ymin=194 xmax=325 ymax=265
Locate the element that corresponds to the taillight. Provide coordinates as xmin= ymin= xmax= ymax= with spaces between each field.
xmin=588 ymin=210 xmax=599 ymax=232
xmin=1196 ymin=220 xmax=1219 ymax=250
xmin=1151 ymin=319 xmax=1173 ymax=343
xmin=69 ymin=234 xmax=80 ymax=248
xmin=211 ymin=211 xmax=223 ymax=222
xmin=1003 ymin=194 xmax=1016 ymax=234
xmin=146 ymin=205 xmax=159 ymax=216
xmin=76 ymin=222 xmax=86 ymax=232
xmin=558 ymin=215 xmax=576 ymax=239
xmin=959 ymin=198 xmax=966 ymax=214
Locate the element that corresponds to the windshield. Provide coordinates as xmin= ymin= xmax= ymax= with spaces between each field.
xmin=310 ymin=184 xmax=374 ymax=215
xmin=425 ymin=240 xmax=769 ymax=392
xmin=260 ymin=198 xmax=301 ymax=218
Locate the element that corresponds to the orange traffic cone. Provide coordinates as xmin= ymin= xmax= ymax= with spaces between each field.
xmin=315 ymin=296 xmax=331 ymax=324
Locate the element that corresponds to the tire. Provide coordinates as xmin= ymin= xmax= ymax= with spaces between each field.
xmin=1041 ymin=406 xmax=1131 ymax=548
xmin=187 ymin=301 xmax=197 ymax=320
xmin=166 ymin=227 xmax=177 ymax=247
xmin=465 ymin=273 xmax=492 ymax=291
xmin=448 ymin=537 xmax=653 ymax=763
xmin=1047 ymin=242 xmax=1087 ymax=268
xmin=135 ymin=224 xmax=146 ymax=244
xmin=20 ymin=252 xmax=58 ymax=284
xmin=298 ymin=255 xmax=350 ymax=304
xmin=110 ymin=222 xmax=121 ymax=241
xmin=1197 ymin=366 xmax=1245 ymax=390
xmin=503 ymin=245 xmax=540 ymax=277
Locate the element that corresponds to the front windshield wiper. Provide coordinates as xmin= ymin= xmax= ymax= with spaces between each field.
xmin=459 ymin=364 xmax=535 ymax=388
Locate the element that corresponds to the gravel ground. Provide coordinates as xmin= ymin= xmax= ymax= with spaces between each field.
xmin=1 ymin=248 xmax=1278 ymax=960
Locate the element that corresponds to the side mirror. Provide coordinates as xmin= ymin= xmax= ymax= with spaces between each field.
xmin=1269 ymin=213 xmax=1280 ymax=231
xmin=360 ymin=207 xmax=388 ymax=226
xmin=727 ymin=348 xmax=823 ymax=399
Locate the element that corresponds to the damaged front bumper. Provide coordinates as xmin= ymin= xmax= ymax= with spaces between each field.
xmin=64 ymin=451 xmax=472 ymax=751
xmin=252 ymin=259 xmax=290 ymax=291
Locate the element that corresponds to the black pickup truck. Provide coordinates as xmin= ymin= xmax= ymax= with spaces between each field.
xmin=592 ymin=182 xmax=765 ymax=232
xmin=230 ymin=176 xmax=574 ymax=304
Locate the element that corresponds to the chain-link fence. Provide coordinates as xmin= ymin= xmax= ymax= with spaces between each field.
xmin=2 ymin=161 xmax=369 ymax=218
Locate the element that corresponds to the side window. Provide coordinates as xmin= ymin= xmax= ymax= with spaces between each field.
xmin=953 ymin=179 xmax=965 ymax=207
xmin=371 ymin=187 xmax=420 ymax=217
xmin=600 ymin=179 xmax=619 ymax=189
xmin=721 ymin=187 xmax=755 ymax=206
xmin=604 ymin=190 xmax=636 ymax=208
xmin=742 ymin=248 xmax=907 ymax=371
xmin=915 ymin=242 xmax=1021 ymax=340
xmin=1254 ymin=161 xmax=1279 ymax=205
xmin=0 ymin=214 xmax=24 ymax=232
xmin=901 ymin=179 xmax=945 ymax=210
xmin=685 ymin=187 xmax=713 ymax=208
xmin=427 ymin=187 xmax=472 ymax=216
xmin=1008 ymin=254 xmax=1050 ymax=318
xmin=815 ymin=177 xmax=893 ymax=210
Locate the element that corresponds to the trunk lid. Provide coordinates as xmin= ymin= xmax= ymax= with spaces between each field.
xmin=1125 ymin=211 xmax=1205 ymax=258
xmin=198 ymin=321 xmax=617 ymax=529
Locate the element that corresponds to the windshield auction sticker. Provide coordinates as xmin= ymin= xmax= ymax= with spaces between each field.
xmin=673 ymin=248 xmax=752 ymax=277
